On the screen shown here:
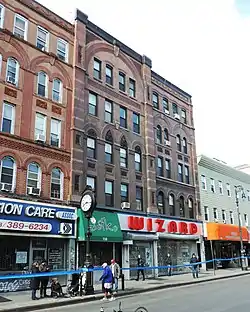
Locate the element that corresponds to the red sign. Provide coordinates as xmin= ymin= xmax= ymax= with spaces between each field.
xmin=127 ymin=216 xmax=198 ymax=235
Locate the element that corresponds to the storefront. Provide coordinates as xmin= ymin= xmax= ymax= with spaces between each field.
xmin=77 ymin=209 xmax=123 ymax=268
xmin=118 ymin=213 xmax=203 ymax=279
xmin=204 ymin=222 xmax=249 ymax=269
xmin=0 ymin=197 xmax=77 ymax=291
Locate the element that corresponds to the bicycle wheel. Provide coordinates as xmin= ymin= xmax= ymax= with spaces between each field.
xmin=134 ymin=307 xmax=148 ymax=312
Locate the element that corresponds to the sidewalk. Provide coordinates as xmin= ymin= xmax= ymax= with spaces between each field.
xmin=0 ymin=268 xmax=249 ymax=312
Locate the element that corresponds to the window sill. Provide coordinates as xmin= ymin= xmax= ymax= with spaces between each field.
xmin=132 ymin=131 xmax=141 ymax=137
xmin=87 ymin=157 xmax=97 ymax=162
xmin=119 ymin=90 xmax=127 ymax=97
xmin=120 ymin=167 xmax=129 ymax=172
xmin=93 ymin=77 xmax=102 ymax=83
xmin=119 ymin=126 xmax=129 ymax=132
xmin=5 ymin=81 xmax=20 ymax=90
xmin=105 ymin=83 xmax=114 ymax=89
xmin=34 ymin=94 xmax=66 ymax=108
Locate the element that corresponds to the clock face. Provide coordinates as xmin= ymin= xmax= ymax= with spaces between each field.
xmin=81 ymin=194 xmax=93 ymax=212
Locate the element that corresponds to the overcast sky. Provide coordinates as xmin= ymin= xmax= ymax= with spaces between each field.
xmin=38 ymin=0 xmax=250 ymax=166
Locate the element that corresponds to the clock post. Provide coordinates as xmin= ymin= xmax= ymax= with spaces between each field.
xmin=80 ymin=185 xmax=96 ymax=295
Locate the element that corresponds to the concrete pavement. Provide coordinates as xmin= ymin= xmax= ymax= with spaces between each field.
xmin=46 ymin=274 xmax=250 ymax=312
xmin=0 ymin=268 xmax=249 ymax=312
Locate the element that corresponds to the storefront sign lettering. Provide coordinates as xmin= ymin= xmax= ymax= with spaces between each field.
xmin=128 ymin=216 xmax=198 ymax=235
xmin=0 ymin=202 xmax=76 ymax=220
xmin=0 ymin=278 xmax=31 ymax=292
xmin=90 ymin=217 xmax=118 ymax=232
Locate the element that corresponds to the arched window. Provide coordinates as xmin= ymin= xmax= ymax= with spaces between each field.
xmin=87 ymin=129 xmax=97 ymax=159
xmin=37 ymin=71 xmax=48 ymax=97
xmin=179 ymin=196 xmax=185 ymax=217
xmin=6 ymin=58 xmax=20 ymax=86
xmin=156 ymin=125 xmax=162 ymax=144
xmin=120 ymin=136 xmax=128 ymax=168
xmin=157 ymin=191 xmax=165 ymax=214
xmin=52 ymin=78 xmax=63 ymax=103
xmin=0 ymin=156 xmax=16 ymax=191
xmin=164 ymin=129 xmax=169 ymax=144
xmin=27 ymin=163 xmax=41 ymax=193
xmin=188 ymin=198 xmax=194 ymax=219
xmin=51 ymin=168 xmax=63 ymax=199
xmin=169 ymin=194 xmax=175 ymax=216
xmin=135 ymin=146 xmax=142 ymax=172
xmin=105 ymin=130 xmax=113 ymax=164
xmin=183 ymin=137 xmax=187 ymax=154
xmin=176 ymin=135 xmax=181 ymax=152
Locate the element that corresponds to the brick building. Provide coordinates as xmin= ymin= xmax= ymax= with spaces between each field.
xmin=0 ymin=0 xmax=76 ymax=285
xmin=73 ymin=10 xmax=202 ymax=277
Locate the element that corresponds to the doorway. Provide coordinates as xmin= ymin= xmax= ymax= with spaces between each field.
xmin=30 ymin=238 xmax=47 ymax=264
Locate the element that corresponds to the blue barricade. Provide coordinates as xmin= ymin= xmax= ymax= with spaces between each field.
xmin=0 ymin=256 xmax=247 ymax=280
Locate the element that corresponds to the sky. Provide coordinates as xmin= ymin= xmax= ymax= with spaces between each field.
xmin=38 ymin=0 xmax=250 ymax=166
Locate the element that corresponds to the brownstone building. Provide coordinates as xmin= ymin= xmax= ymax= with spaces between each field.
xmin=0 ymin=0 xmax=76 ymax=284
xmin=73 ymin=10 xmax=202 ymax=277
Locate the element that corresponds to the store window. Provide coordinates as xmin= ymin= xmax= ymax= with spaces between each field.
xmin=0 ymin=236 xmax=30 ymax=271
xmin=129 ymin=241 xmax=153 ymax=279
xmin=158 ymin=240 xmax=196 ymax=276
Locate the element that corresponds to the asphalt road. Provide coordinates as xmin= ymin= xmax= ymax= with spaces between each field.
xmin=46 ymin=275 xmax=250 ymax=312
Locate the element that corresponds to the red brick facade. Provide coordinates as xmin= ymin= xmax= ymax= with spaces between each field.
xmin=0 ymin=0 xmax=74 ymax=203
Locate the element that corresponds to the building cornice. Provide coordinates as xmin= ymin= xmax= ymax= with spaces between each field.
xmin=198 ymin=154 xmax=250 ymax=184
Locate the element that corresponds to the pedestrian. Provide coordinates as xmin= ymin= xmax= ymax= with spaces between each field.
xmin=99 ymin=262 xmax=115 ymax=301
xmin=136 ymin=254 xmax=145 ymax=281
xmin=39 ymin=261 xmax=50 ymax=298
xmin=110 ymin=259 xmax=120 ymax=294
xmin=166 ymin=253 xmax=172 ymax=276
xmin=31 ymin=262 xmax=40 ymax=300
xmin=190 ymin=253 xmax=199 ymax=278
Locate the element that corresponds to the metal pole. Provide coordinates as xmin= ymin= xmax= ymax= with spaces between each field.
xmin=210 ymin=240 xmax=216 ymax=275
xmin=235 ymin=186 xmax=247 ymax=271
xmin=84 ymin=216 xmax=94 ymax=294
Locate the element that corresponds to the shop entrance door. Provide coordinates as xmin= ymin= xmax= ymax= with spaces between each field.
xmin=30 ymin=238 xmax=47 ymax=265
xmin=32 ymin=249 xmax=47 ymax=263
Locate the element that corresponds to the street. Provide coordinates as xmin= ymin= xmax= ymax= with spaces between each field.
xmin=45 ymin=275 xmax=250 ymax=312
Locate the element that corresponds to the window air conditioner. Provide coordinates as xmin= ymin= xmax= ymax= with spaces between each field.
xmin=223 ymin=220 xmax=226 ymax=224
xmin=121 ymin=202 xmax=130 ymax=209
xmin=174 ymin=113 xmax=180 ymax=120
xmin=165 ymin=140 xmax=171 ymax=146
xmin=214 ymin=218 xmax=218 ymax=223
xmin=7 ymin=76 xmax=15 ymax=85
xmin=0 ymin=183 xmax=12 ymax=192
xmin=164 ymin=109 xmax=170 ymax=115
xmin=35 ymin=134 xmax=46 ymax=143
xmin=27 ymin=187 xmax=41 ymax=196
xmin=136 ymin=202 xmax=141 ymax=210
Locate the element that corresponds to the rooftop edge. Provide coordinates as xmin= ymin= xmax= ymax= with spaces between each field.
xmin=75 ymin=9 xmax=191 ymax=100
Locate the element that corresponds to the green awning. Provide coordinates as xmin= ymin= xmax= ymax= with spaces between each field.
xmin=77 ymin=209 xmax=123 ymax=242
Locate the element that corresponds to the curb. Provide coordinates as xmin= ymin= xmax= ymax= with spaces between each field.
xmin=2 ymin=272 xmax=250 ymax=312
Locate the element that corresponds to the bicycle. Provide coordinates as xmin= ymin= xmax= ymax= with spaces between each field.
xmin=100 ymin=301 xmax=148 ymax=312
